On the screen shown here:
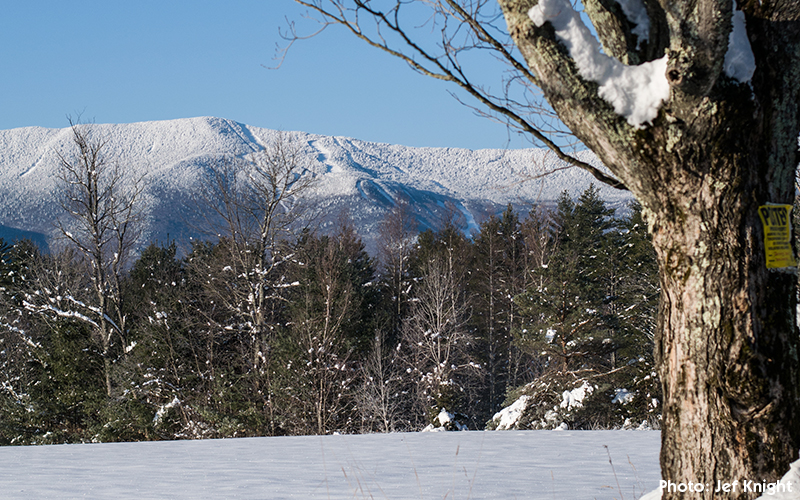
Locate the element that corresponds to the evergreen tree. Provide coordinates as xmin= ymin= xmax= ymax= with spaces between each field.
xmin=471 ymin=215 xmax=505 ymax=416
xmin=111 ymin=241 xmax=196 ymax=440
xmin=470 ymin=205 xmax=527 ymax=416
xmin=0 ymin=240 xmax=48 ymax=444
xmin=504 ymin=189 xmax=661 ymax=430
xmin=28 ymin=320 xmax=108 ymax=442
xmin=409 ymin=205 xmax=472 ymax=284
xmin=0 ymin=241 xmax=115 ymax=444
xmin=597 ymin=201 xmax=661 ymax=426
xmin=612 ymin=202 xmax=660 ymax=356
xmin=516 ymin=187 xmax=615 ymax=374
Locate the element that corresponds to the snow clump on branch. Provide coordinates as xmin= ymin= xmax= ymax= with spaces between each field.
xmin=616 ymin=0 xmax=650 ymax=47
xmin=723 ymin=8 xmax=756 ymax=83
xmin=528 ymin=0 xmax=669 ymax=128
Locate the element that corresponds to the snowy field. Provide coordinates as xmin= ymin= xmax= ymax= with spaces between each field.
xmin=0 ymin=430 xmax=661 ymax=499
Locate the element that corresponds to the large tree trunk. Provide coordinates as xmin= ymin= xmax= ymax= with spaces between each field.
xmin=651 ymin=146 xmax=799 ymax=496
xmin=499 ymin=0 xmax=800 ymax=497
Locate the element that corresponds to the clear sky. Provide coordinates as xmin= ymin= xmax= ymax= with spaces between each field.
xmin=0 ymin=1 xmax=533 ymax=150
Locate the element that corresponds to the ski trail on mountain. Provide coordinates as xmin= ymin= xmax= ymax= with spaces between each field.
xmin=313 ymin=137 xmax=401 ymax=206
xmin=456 ymin=201 xmax=480 ymax=236
xmin=19 ymin=128 xmax=70 ymax=178
xmin=340 ymin=138 xmax=405 ymax=176
xmin=310 ymin=138 xmax=344 ymax=174
xmin=356 ymin=179 xmax=395 ymax=206
xmin=20 ymin=155 xmax=45 ymax=178
xmin=229 ymin=122 xmax=263 ymax=155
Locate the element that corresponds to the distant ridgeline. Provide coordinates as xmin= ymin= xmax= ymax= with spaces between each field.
xmin=0 ymin=225 xmax=48 ymax=252
xmin=0 ymin=117 xmax=630 ymax=254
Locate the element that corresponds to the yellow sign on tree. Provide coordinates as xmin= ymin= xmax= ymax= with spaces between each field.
xmin=758 ymin=204 xmax=796 ymax=269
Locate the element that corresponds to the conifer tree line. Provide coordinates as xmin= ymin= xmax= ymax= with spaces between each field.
xmin=0 ymin=125 xmax=661 ymax=444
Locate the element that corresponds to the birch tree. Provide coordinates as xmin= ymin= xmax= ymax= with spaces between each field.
xmin=45 ymin=120 xmax=145 ymax=397
xmin=289 ymin=0 xmax=800 ymax=495
xmin=194 ymin=132 xmax=316 ymax=426
xmin=403 ymin=250 xmax=479 ymax=427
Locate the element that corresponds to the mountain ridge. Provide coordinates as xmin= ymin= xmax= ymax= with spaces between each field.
xmin=0 ymin=116 xmax=631 ymax=253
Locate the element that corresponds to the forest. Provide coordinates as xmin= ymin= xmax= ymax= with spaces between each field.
xmin=0 ymin=128 xmax=661 ymax=444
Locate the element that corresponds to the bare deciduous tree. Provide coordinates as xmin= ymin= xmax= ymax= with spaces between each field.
xmin=402 ymin=256 xmax=480 ymax=426
xmin=197 ymin=131 xmax=316 ymax=336
xmin=356 ymin=329 xmax=406 ymax=432
xmin=376 ymin=198 xmax=417 ymax=337
xmin=282 ymin=219 xmax=373 ymax=435
xmin=45 ymin=119 xmax=145 ymax=396
xmin=192 ymin=132 xmax=317 ymax=425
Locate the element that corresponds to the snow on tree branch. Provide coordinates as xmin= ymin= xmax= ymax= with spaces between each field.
xmin=529 ymin=0 xmax=669 ymax=128
xmin=723 ymin=8 xmax=756 ymax=83
xmin=22 ymin=299 xmax=100 ymax=329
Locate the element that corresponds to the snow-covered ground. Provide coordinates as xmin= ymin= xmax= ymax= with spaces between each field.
xmin=0 ymin=430 xmax=660 ymax=499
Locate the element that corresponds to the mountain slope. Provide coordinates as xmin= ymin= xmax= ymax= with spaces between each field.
xmin=0 ymin=116 xmax=631 ymax=253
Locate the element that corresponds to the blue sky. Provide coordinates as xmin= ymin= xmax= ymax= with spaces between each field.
xmin=0 ymin=1 xmax=532 ymax=150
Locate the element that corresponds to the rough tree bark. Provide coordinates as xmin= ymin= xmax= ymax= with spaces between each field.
xmin=499 ymin=0 xmax=800 ymax=496
xmin=289 ymin=0 xmax=800 ymax=496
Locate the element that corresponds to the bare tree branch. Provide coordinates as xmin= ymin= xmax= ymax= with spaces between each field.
xmin=287 ymin=0 xmax=628 ymax=190
xmin=47 ymin=118 xmax=146 ymax=396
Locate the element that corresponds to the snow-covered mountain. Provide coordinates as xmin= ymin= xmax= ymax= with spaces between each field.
xmin=0 ymin=116 xmax=630 ymax=253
